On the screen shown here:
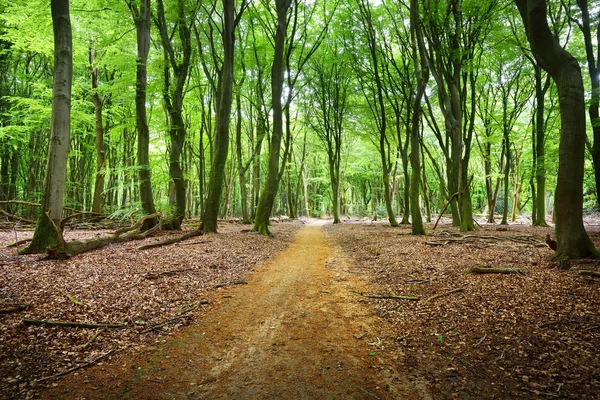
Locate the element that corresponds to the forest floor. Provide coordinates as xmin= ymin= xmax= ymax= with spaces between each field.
xmin=0 ymin=217 xmax=599 ymax=399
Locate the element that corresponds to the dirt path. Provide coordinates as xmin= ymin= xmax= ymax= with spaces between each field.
xmin=46 ymin=222 xmax=428 ymax=399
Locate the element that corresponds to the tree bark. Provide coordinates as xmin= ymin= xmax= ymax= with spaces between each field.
xmin=22 ymin=0 xmax=72 ymax=254
xmin=252 ymin=0 xmax=291 ymax=236
xmin=410 ymin=0 xmax=426 ymax=235
xmin=128 ymin=0 xmax=158 ymax=231
xmin=202 ymin=0 xmax=237 ymax=233
xmin=89 ymin=46 xmax=105 ymax=215
xmin=515 ymin=0 xmax=598 ymax=259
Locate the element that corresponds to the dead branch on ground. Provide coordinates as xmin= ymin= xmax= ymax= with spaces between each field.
xmin=140 ymin=314 xmax=193 ymax=334
xmin=466 ymin=266 xmax=529 ymax=275
xmin=34 ymin=349 xmax=115 ymax=382
xmin=23 ymin=319 xmax=127 ymax=329
xmin=574 ymin=269 xmax=600 ymax=278
xmin=136 ymin=229 xmax=203 ymax=250
xmin=0 ymin=304 xmax=30 ymax=314
xmin=425 ymin=288 xmax=464 ymax=303
xmin=350 ymin=290 xmax=419 ymax=301
xmin=0 ymin=210 xmax=34 ymax=224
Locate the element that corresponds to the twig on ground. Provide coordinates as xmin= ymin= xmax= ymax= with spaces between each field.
xmin=23 ymin=320 xmax=127 ymax=329
xmin=466 ymin=267 xmax=529 ymax=275
xmin=350 ymin=290 xmax=419 ymax=301
xmin=425 ymin=288 xmax=464 ymax=303
xmin=34 ymin=349 xmax=115 ymax=382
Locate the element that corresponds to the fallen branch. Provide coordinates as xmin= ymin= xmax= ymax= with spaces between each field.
xmin=137 ymin=229 xmax=204 ymax=250
xmin=140 ymin=314 xmax=193 ymax=334
xmin=0 ymin=304 xmax=30 ymax=314
xmin=351 ymin=290 xmax=419 ymax=301
xmin=6 ymin=239 xmax=31 ymax=248
xmin=80 ymin=330 xmax=103 ymax=349
xmin=425 ymin=288 xmax=464 ymax=303
xmin=575 ymin=269 xmax=600 ymax=278
xmin=35 ymin=349 xmax=115 ymax=382
xmin=0 ymin=210 xmax=34 ymax=224
xmin=143 ymin=268 xmax=195 ymax=279
xmin=23 ymin=319 xmax=127 ymax=329
xmin=433 ymin=192 xmax=458 ymax=231
xmin=466 ymin=267 xmax=528 ymax=275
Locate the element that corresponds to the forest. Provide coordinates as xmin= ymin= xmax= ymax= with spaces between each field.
xmin=0 ymin=0 xmax=596 ymax=256
xmin=1 ymin=0 xmax=600 ymax=399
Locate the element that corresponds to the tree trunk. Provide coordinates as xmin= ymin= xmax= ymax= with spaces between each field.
xmin=533 ymin=65 xmax=548 ymax=226
xmin=22 ymin=0 xmax=72 ymax=254
xmin=252 ymin=0 xmax=291 ymax=236
xmin=89 ymin=46 xmax=105 ymax=215
xmin=129 ymin=0 xmax=158 ymax=231
xmin=201 ymin=0 xmax=236 ymax=233
xmin=235 ymin=93 xmax=250 ymax=223
xmin=410 ymin=0 xmax=426 ymax=235
xmin=515 ymin=0 xmax=598 ymax=259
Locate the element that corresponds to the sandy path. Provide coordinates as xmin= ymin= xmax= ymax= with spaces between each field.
xmin=46 ymin=222 xmax=425 ymax=399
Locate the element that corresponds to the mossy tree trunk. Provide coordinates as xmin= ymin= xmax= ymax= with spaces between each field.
xmin=252 ymin=0 xmax=291 ymax=236
xmin=127 ymin=0 xmax=158 ymax=232
xmin=201 ymin=0 xmax=240 ymax=233
xmin=22 ymin=0 xmax=72 ymax=254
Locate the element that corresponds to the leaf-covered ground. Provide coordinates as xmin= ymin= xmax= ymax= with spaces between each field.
xmin=1 ymin=217 xmax=600 ymax=399
xmin=323 ymin=219 xmax=600 ymax=400
xmin=0 ymin=220 xmax=302 ymax=400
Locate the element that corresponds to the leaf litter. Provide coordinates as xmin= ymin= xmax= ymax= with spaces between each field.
xmin=324 ymin=220 xmax=600 ymax=400
xmin=0 ymin=220 xmax=301 ymax=399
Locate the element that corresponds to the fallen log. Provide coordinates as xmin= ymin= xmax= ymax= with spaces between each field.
xmin=23 ymin=319 xmax=127 ymax=329
xmin=466 ymin=267 xmax=528 ymax=275
xmin=6 ymin=239 xmax=31 ymax=248
xmin=43 ymin=213 xmax=162 ymax=259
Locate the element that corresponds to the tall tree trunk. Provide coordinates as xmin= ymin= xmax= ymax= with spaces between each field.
xmin=128 ymin=0 xmax=158 ymax=231
xmin=515 ymin=0 xmax=598 ymax=259
xmin=22 ymin=0 xmax=72 ymax=254
xmin=252 ymin=0 xmax=291 ymax=236
xmin=235 ymin=93 xmax=250 ymax=223
xmin=410 ymin=0 xmax=426 ymax=234
xmin=201 ymin=0 xmax=236 ymax=233
xmin=89 ymin=46 xmax=105 ymax=215
xmin=533 ymin=65 xmax=549 ymax=226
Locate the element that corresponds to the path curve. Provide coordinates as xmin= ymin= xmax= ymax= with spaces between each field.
xmin=47 ymin=223 xmax=426 ymax=399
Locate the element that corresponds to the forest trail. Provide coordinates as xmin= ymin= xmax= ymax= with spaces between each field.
xmin=46 ymin=222 xmax=429 ymax=399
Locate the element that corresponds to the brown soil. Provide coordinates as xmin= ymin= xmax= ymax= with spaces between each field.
xmin=42 ymin=222 xmax=428 ymax=399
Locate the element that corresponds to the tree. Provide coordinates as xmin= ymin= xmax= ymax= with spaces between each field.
xmin=515 ymin=0 xmax=598 ymax=259
xmin=409 ymin=0 xmax=427 ymax=235
xmin=201 ymin=0 xmax=246 ymax=233
xmin=251 ymin=0 xmax=291 ymax=235
xmin=307 ymin=46 xmax=350 ymax=224
xmin=21 ymin=0 xmax=72 ymax=254
xmin=127 ymin=0 xmax=158 ymax=231
xmin=154 ymin=0 xmax=194 ymax=230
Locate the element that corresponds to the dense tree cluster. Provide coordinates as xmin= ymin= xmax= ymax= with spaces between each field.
xmin=0 ymin=0 xmax=598 ymax=257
